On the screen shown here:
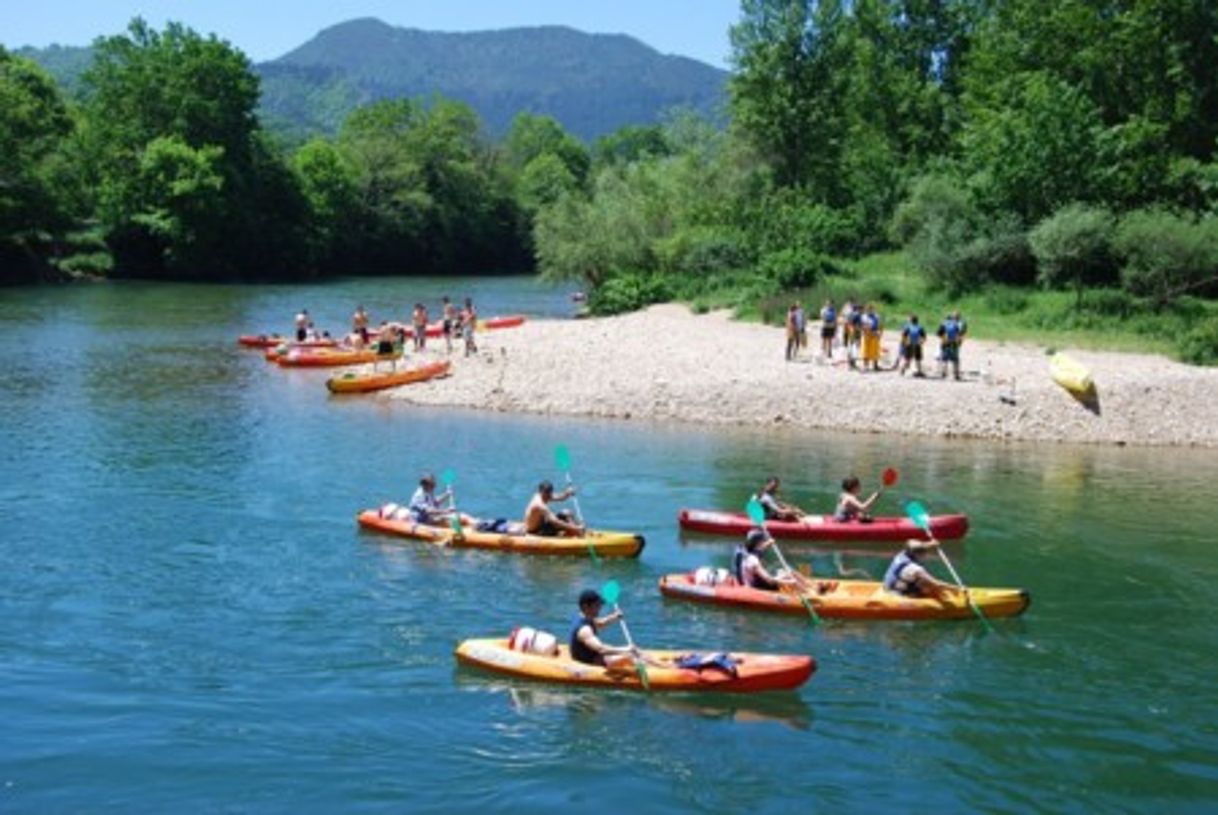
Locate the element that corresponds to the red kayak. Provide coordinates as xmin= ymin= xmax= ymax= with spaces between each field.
xmin=677 ymin=509 xmax=969 ymax=542
xmin=238 ymin=334 xmax=337 ymax=349
xmin=402 ymin=315 xmax=526 ymax=339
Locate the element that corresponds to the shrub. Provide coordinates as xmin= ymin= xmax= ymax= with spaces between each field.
xmin=1028 ymin=203 xmax=1118 ymax=305
xmin=1113 ymin=209 xmax=1218 ymax=306
xmin=587 ymin=272 xmax=672 ymax=316
xmin=983 ymin=287 xmax=1029 ymax=315
xmin=757 ymin=247 xmax=840 ymax=290
xmin=1176 ymin=317 xmax=1218 ymax=365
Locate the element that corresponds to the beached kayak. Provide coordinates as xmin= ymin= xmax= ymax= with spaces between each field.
xmin=239 ymin=334 xmax=336 ymax=349
xmin=276 ymin=347 xmax=403 ymax=368
xmin=326 ymin=360 xmax=450 ymax=393
xmin=659 ymin=572 xmax=1029 ymax=620
xmin=403 ymin=315 xmax=527 ymax=339
xmin=1050 ymin=352 xmax=1094 ymax=397
xmin=356 ymin=510 xmax=645 ymax=557
xmin=454 ymin=638 xmax=814 ymax=692
xmin=677 ymin=509 xmax=969 ymax=542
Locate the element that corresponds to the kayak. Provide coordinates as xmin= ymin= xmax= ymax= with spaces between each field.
xmin=326 ymin=360 xmax=450 ymax=393
xmin=403 ymin=315 xmax=527 ymax=339
xmin=454 ymin=638 xmax=814 ymax=693
xmin=1050 ymin=352 xmax=1094 ymax=397
xmin=659 ymin=572 xmax=1030 ymax=620
xmin=677 ymin=509 xmax=969 ymax=542
xmin=239 ymin=334 xmax=336 ymax=349
xmin=276 ymin=348 xmax=403 ymax=368
xmin=356 ymin=510 xmax=645 ymax=558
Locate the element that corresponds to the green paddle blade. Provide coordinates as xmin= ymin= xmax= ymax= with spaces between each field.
xmin=440 ymin=468 xmax=456 ymax=488
xmin=599 ymin=579 xmax=620 ymax=605
xmin=554 ymin=443 xmax=571 ymax=471
xmin=904 ymin=500 xmax=931 ymax=532
xmin=449 ymin=515 xmax=463 ymax=534
xmin=745 ymin=498 xmax=765 ymax=525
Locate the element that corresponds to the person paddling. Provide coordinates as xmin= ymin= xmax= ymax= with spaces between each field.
xmin=883 ymin=539 xmax=953 ymax=600
xmin=523 ymin=480 xmax=585 ymax=537
xmin=833 ymin=475 xmax=883 ymax=522
xmin=570 ymin=588 xmax=639 ymax=668
xmin=732 ymin=529 xmax=813 ymax=592
xmin=409 ymin=473 xmax=475 ymax=527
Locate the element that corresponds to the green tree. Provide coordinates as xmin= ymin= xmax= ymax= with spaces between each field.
xmin=1029 ymin=203 xmax=1117 ymax=306
xmin=0 ymin=47 xmax=75 ymax=278
xmin=503 ymin=113 xmax=589 ymax=185
xmin=1113 ymin=208 xmax=1218 ymax=306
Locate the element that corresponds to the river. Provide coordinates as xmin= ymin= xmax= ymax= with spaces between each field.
xmin=1 ymin=278 xmax=1216 ymax=812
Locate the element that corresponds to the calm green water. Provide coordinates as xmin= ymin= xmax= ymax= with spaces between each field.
xmin=1 ymin=279 xmax=1216 ymax=813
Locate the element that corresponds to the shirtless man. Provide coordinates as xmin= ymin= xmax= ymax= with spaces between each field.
xmin=294 ymin=309 xmax=309 ymax=342
xmin=352 ymin=304 xmax=369 ymax=345
xmin=411 ymin=303 xmax=428 ymax=351
xmin=374 ymin=321 xmax=398 ymax=371
xmin=441 ymin=296 xmax=458 ymax=353
xmin=523 ymin=480 xmax=585 ymax=537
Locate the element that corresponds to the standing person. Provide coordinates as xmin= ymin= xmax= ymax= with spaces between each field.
xmin=784 ymin=303 xmax=799 ymax=362
xmin=461 ymin=297 xmax=478 ymax=357
xmin=441 ymin=296 xmax=458 ymax=354
xmin=860 ymin=304 xmax=883 ymax=372
xmin=793 ymin=300 xmax=807 ymax=352
xmin=523 ymin=480 xmax=584 ymax=537
xmin=569 ymin=589 xmax=636 ymax=668
xmin=937 ymin=311 xmax=965 ymax=380
xmin=819 ymin=299 xmax=837 ymax=360
xmin=841 ymin=299 xmax=858 ymax=368
xmin=352 ymin=304 xmax=369 ymax=346
xmin=898 ymin=314 xmax=926 ymax=377
xmin=883 ymin=539 xmax=953 ymax=599
xmin=411 ymin=303 xmax=428 ymax=352
xmin=294 ymin=309 xmax=309 ymax=342
xmin=374 ymin=321 xmax=398 ymax=372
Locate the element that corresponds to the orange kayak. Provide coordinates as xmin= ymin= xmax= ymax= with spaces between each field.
xmin=356 ymin=510 xmax=644 ymax=557
xmin=455 ymin=638 xmax=814 ymax=693
xmin=276 ymin=347 xmax=402 ymax=368
xmin=241 ymin=335 xmax=336 ymax=349
xmin=326 ymin=360 xmax=450 ymax=393
xmin=658 ymin=572 xmax=1030 ymax=620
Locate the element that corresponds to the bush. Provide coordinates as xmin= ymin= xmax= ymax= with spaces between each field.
xmin=653 ymin=226 xmax=752 ymax=278
xmin=757 ymin=247 xmax=840 ymax=290
xmin=1113 ymin=209 xmax=1218 ymax=305
xmin=1029 ymin=203 xmax=1118 ymax=304
xmin=587 ymin=272 xmax=672 ymax=315
xmin=743 ymin=190 xmax=862 ymax=257
xmin=983 ymin=287 xmax=1029 ymax=315
xmin=1177 ymin=317 xmax=1218 ymax=365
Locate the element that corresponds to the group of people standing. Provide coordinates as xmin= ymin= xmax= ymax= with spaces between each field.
xmin=296 ymin=295 xmax=481 ymax=358
xmin=784 ymin=299 xmax=969 ymax=380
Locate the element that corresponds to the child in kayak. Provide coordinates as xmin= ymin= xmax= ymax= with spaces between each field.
xmin=732 ymin=529 xmax=814 ymax=592
xmin=833 ymin=475 xmax=883 ymax=522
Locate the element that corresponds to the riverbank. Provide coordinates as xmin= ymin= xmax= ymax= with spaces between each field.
xmin=387 ymin=304 xmax=1218 ymax=448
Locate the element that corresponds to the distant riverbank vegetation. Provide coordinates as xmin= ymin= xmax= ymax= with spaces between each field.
xmin=3 ymin=2 xmax=1218 ymax=362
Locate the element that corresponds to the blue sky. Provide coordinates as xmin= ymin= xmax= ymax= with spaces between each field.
xmin=1 ymin=0 xmax=741 ymax=67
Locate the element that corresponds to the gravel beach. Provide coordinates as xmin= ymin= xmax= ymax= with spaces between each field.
xmin=383 ymin=304 xmax=1218 ymax=448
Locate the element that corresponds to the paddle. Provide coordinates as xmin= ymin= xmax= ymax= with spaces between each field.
xmin=440 ymin=469 xmax=464 ymax=544
xmin=555 ymin=443 xmax=598 ymax=563
xmin=904 ymin=500 xmax=992 ymax=631
xmin=881 ymin=467 xmax=899 ymax=489
xmin=746 ymin=498 xmax=820 ymax=626
xmin=600 ymin=579 xmax=650 ymax=690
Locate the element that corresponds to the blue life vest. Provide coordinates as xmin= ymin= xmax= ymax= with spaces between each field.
xmin=863 ymin=313 xmax=879 ymax=333
xmin=942 ymin=318 xmax=961 ymax=344
xmin=904 ymin=323 xmax=924 ymax=344
xmin=823 ymin=307 xmax=836 ymax=326
xmin=883 ymin=552 xmax=923 ymax=596
xmin=569 ymin=615 xmax=603 ymax=665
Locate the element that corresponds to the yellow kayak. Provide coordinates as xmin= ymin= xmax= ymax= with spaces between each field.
xmin=326 ymin=360 xmax=450 ymax=393
xmin=659 ymin=573 xmax=1030 ymax=620
xmin=356 ymin=510 xmax=644 ymax=557
xmin=1050 ymin=352 xmax=1094 ymax=396
xmin=455 ymin=638 xmax=814 ymax=692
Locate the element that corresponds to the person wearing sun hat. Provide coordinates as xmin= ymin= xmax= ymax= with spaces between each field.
xmin=884 ymin=538 xmax=952 ymax=599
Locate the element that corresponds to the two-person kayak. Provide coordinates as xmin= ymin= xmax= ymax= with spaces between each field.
xmin=454 ymin=638 xmax=814 ymax=692
xmin=356 ymin=510 xmax=644 ymax=558
xmin=677 ymin=508 xmax=969 ymax=542
xmin=326 ymin=360 xmax=450 ymax=393
xmin=658 ymin=572 xmax=1028 ymax=620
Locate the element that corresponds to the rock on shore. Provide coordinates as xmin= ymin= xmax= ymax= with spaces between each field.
xmin=385 ymin=304 xmax=1218 ymax=448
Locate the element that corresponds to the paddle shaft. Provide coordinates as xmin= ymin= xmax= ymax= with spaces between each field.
xmin=561 ymin=471 xmax=597 ymax=563
xmin=612 ymin=603 xmax=650 ymax=690
xmin=923 ymin=530 xmax=992 ymax=632
xmin=765 ymin=524 xmax=821 ymax=626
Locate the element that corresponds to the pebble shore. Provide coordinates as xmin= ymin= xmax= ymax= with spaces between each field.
xmin=382 ymin=304 xmax=1218 ymax=448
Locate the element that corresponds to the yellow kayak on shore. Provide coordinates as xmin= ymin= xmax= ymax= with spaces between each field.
xmin=1050 ymin=352 xmax=1094 ymax=396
